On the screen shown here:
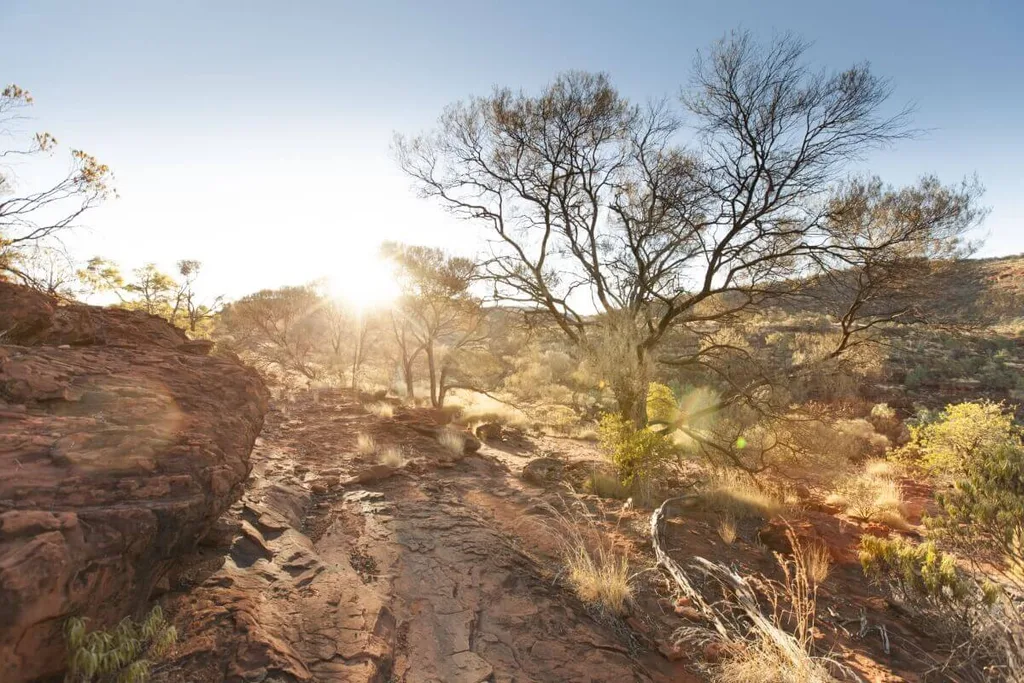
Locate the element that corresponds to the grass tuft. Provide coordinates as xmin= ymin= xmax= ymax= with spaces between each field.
xmin=701 ymin=472 xmax=785 ymax=519
xmin=717 ymin=514 xmax=738 ymax=545
xmin=437 ymin=428 xmax=466 ymax=456
xmin=363 ymin=402 xmax=394 ymax=419
xmin=355 ymin=433 xmax=377 ymax=456
xmin=378 ymin=446 xmax=404 ymax=467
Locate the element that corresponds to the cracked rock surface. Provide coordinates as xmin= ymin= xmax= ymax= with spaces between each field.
xmin=155 ymin=391 xmax=691 ymax=682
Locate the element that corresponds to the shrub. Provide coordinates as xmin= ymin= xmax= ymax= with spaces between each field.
xmin=905 ymin=366 xmax=929 ymax=389
xmin=859 ymin=535 xmax=970 ymax=607
xmin=826 ymin=464 xmax=906 ymax=525
xmin=524 ymin=403 xmax=580 ymax=434
xmin=65 ymin=606 xmax=177 ymax=683
xmin=931 ymin=438 xmax=1024 ymax=578
xmin=597 ymin=413 xmax=673 ymax=489
xmin=645 ymin=382 xmax=678 ymax=425
xmin=871 ymin=403 xmax=896 ymax=420
xmin=895 ymin=400 xmax=1020 ymax=480
xmin=861 ymin=413 xmax=1024 ymax=680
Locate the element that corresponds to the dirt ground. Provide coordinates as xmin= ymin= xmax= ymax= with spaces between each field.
xmin=153 ymin=390 xmax=953 ymax=682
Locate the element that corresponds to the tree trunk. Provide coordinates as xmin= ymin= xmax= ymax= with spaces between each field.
xmin=614 ymin=384 xmax=649 ymax=429
xmin=437 ymin=366 xmax=450 ymax=408
xmin=403 ymin=359 xmax=415 ymax=399
xmin=613 ymin=349 xmax=650 ymax=429
xmin=426 ymin=342 xmax=438 ymax=408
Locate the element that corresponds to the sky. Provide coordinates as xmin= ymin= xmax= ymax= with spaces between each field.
xmin=1 ymin=0 xmax=1022 ymax=301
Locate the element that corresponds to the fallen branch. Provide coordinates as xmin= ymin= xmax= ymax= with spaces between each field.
xmin=650 ymin=495 xmax=730 ymax=640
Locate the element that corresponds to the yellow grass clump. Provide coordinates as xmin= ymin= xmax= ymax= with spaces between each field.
xmin=378 ymin=445 xmax=404 ymax=467
xmin=437 ymin=428 xmax=466 ymax=456
xmin=363 ymin=402 xmax=394 ymax=419
xmin=355 ymin=433 xmax=377 ymax=456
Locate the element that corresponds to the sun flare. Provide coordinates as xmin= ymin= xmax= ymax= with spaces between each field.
xmin=325 ymin=253 xmax=401 ymax=311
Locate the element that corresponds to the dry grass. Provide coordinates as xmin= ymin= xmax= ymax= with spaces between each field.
xmin=717 ymin=514 xmax=738 ymax=545
xmin=713 ymin=641 xmax=836 ymax=683
xmin=713 ymin=529 xmax=836 ymax=682
xmin=660 ymin=510 xmax=848 ymax=683
xmin=355 ymin=433 xmax=377 ymax=456
xmin=864 ymin=458 xmax=895 ymax=477
xmin=873 ymin=509 xmax=915 ymax=531
xmin=378 ymin=446 xmax=404 ymax=467
xmin=437 ymin=428 xmax=466 ymax=456
xmin=828 ymin=465 xmax=907 ymax=526
xmin=363 ymin=402 xmax=394 ymax=419
xmin=530 ymin=497 xmax=633 ymax=615
xmin=701 ymin=472 xmax=785 ymax=519
xmin=795 ymin=539 xmax=831 ymax=585
xmin=445 ymin=389 xmax=529 ymax=427
xmin=564 ymin=541 xmax=632 ymax=615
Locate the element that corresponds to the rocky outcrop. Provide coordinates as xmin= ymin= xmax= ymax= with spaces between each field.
xmin=0 ymin=282 xmax=268 ymax=682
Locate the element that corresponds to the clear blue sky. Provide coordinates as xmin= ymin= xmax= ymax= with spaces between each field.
xmin=2 ymin=0 xmax=1022 ymax=299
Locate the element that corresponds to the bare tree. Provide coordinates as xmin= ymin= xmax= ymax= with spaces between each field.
xmin=0 ymin=85 xmax=113 ymax=282
xmin=396 ymin=31 xmax=981 ymax=429
xmin=390 ymin=310 xmax=425 ymax=398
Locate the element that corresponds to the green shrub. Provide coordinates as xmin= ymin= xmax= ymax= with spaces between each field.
xmin=859 ymin=536 xmax=970 ymax=606
xmin=597 ymin=413 xmax=673 ymax=488
xmin=870 ymin=403 xmax=896 ymax=420
xmin=895 ymin=400 xmax=1020 ymax=479
xmin=645 ymin=382 xmax=677 ymax=425
xmin=905 ymin=366 xmax=929 ymax=389
xmin=65 ymin=606 xmax=177 ymax=683
xmin=930 ymin=438 xmax=1024 ymax=578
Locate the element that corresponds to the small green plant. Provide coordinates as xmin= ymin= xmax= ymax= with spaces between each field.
xmin=597 ymin=413 xmax=673 ymax=489
xmin=859 ymin=536 xmax=971 ymax=607
xmin=65 ymin=606 xmax=176 ymax=683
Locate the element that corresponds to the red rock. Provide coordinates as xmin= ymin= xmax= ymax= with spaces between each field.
xmin=659 ymin=641 xmax=687 ymax=661
xmin=0 ymin=282 xmax=268 ymax=682
xmin=675 ymin=605 xmax=704 ymax=621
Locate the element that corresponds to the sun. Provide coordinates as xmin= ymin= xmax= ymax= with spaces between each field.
xmin=325 ymin=253 xmax=401 ymax=311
